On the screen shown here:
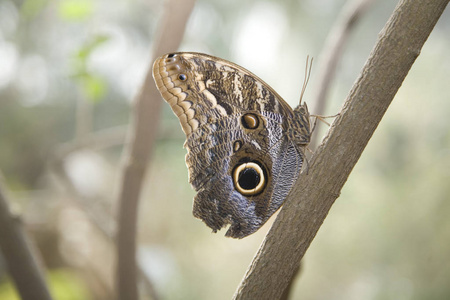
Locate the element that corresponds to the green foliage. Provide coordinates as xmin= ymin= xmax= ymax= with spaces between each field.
xmin=75 ymin=35 xmax=109 ymax=62
xmin=58 ymin=0 xmax=94 ymax=21
xmin=0 ymin=269 xmax=91 ymax=300
xmin=80 ymin=73 xmax=107 ymax=102
xmin=49 ymin=269 xmax=91 ymax=300
xmin=71 ymin=35 xmax=110 ymax=103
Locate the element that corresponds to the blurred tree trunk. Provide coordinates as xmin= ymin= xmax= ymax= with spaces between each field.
xmin=0 ymin=175 xmax=53 ymax=300
xmin=233 ymin=0 xmax=449 ymax=299
xmin=115 ymin=1 xmax=196 ymax=300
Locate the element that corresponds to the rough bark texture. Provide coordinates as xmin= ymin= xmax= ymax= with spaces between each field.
xmin=0 ymin=177 xmax=53 ymax=300
xmin=115 ymin=1 xmax=196 ymax=300
xmin=281 ymin=1 xmax=376 ymax=294
xmin=233 ymin=0 xmax=449 ymax=299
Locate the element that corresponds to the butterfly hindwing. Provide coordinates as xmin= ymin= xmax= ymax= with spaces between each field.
xmin=152 ymin=52 xmax=310 ymax=238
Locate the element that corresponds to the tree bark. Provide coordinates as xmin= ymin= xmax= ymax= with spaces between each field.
xmin=0 ymin=175 xmax=53 ymax=300
xmin=115 ymin=1 xmax=196 ymax=300
xmin=233 ymin=0 xmax=449 ymax=299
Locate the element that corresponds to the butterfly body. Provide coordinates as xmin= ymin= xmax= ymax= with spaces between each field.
xmin=153 ymin=52 xmax=310 ymax=238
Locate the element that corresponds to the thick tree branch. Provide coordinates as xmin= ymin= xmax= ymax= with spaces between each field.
xmin=0 ymin=174 xmax=53 ymax=300
xmin=282 ymin=1 xmax=375 ymax=295
xmin=115 ymin=0 xmax=196 ymax=299
xmin=233 ymin=0 xmax=449 ymax=299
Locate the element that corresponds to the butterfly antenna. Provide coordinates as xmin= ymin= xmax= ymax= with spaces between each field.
xmin=299 ymin=56 xmax=313 ymax=104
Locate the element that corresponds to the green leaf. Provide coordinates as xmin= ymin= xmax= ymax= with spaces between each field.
xmin=58 ymin=0 xmax=93 ymax=21
xmin=68 ymin=35 xmax=110 ymax=103
xmin=76 ymin=35 xmax=109 ymax=61
xmin=0 ymin=269 xmax=91 ymax=300
xmin=81 ymin=74 xmax=107 ymax=103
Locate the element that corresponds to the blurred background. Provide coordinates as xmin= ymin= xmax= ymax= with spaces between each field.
xmin=1 ymin=0 xmax=450 ymax=299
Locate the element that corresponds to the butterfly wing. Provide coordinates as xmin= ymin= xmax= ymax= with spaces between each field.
xmin=152 ymin=52 xmax=310 ymax=238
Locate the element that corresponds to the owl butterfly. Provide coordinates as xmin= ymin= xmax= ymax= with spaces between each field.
xmin=152 ymin=52 xmax=311 ymax=238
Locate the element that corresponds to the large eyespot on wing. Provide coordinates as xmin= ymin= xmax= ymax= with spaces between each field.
xmin=233 ymin=161 xmax=267 ymax=196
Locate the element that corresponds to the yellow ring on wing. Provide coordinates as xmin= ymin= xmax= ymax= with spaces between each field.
xmin=233 ymin=162 xmax=266 ymax=196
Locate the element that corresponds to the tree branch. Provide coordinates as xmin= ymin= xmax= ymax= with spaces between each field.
xmin=310 ymin=0 xmax=375 ymax=149
xmin=115 ymin=0 xmax=196 ymax=299
xmin=282 ymin=1 xmax=375 ymax=295
xmin=51 ymin=148 xmax=159 ymax=299
xmin=233 ymin=0 xmax=449 ymax=299
xmin=0 ymin=174 xmax=53 ymax=300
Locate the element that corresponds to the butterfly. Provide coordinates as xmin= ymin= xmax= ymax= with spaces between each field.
xmin=152 ymin=52 xmax=311 ymax=238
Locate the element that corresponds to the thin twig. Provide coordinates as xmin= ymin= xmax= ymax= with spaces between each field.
xmin=233 ymin=0 xmax=449 ymax=298
xmin=115 ymin=1 xmax=196 ymax=300
xmin=50 ymin=159 xmax=115 ymax=239
xmin=56 ymin=125 xmax=128 ymax=158
xmin=50 ymin=157 xmax=160 ymax=300
xmin=0 ymin=173 xmax=53 ymax=300
xmin=310 ymin=0 xmax=375 ymax=149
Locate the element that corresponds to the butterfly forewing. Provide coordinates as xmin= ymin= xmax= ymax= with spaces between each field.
xmin=152 ymin=52 xmax=310 ymax=238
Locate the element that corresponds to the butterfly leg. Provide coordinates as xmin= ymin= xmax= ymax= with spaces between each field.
xmin=309 ymin=113 xmax=340 ymax=133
